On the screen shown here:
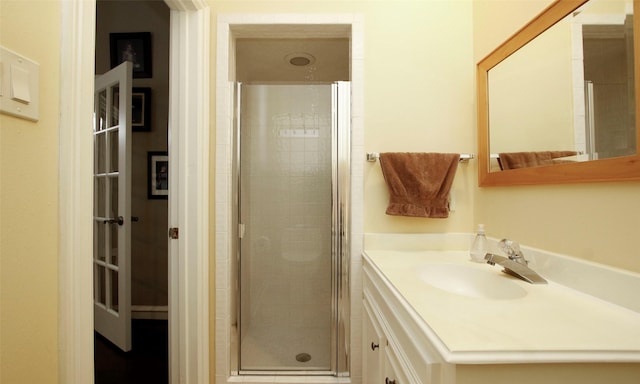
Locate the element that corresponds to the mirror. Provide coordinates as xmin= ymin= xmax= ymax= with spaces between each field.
xmin=478 ymin=0 xmax=640 ymax=186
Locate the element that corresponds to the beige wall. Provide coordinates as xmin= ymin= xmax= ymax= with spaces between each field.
xmin=360 ymin=0 xmax=476 ymax=234
xmin=0 ymin=1 xmax=61 ymax=383
xmin=473 ymin=0 xmax=640 ymax=273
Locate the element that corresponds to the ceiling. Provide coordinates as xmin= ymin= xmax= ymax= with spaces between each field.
xmin=235 ymin=38 xmax=350 ymax=82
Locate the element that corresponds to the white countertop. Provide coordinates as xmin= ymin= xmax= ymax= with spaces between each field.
xmin=364 ymin=249 xmax=640 ymax=364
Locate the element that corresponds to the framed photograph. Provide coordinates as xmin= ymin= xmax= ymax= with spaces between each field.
xmin=148 ymin=151 xmax=168 ymax=199
xmin=132 ymin=87 xmax=151 ymax=132
xmin=110 ymin=32 xmax=152 ymax=78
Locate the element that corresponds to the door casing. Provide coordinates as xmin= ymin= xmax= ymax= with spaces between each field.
xmin=58 ymin=0 xmax=210 ymax=383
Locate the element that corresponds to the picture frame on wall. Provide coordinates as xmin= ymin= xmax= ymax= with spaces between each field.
xmin=132 ymin=87 xmax=151 ymax=132
xmin=110 ymin=32 xmax=152 ymax=78
xmin=148 ymin=151 xmax=168 ymax=200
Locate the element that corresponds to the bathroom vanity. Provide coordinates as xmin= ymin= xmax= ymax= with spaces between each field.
xmin=362 ymin=234 xmax=640 ymax=384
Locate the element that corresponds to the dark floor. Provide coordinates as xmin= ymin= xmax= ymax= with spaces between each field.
xmin=95 ymin=319 xmax=168 ymax=384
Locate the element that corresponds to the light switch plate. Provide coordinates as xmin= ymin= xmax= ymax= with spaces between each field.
xmin=0 ymin=46 xmax=39 ymax=121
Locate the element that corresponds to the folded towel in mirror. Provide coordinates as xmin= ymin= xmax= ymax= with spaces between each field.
xmin=498 ymin=151 xmax=578 ymax=170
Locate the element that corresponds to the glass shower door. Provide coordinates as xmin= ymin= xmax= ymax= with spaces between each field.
xmin=238 ymin=84 xmax=334 ymax=372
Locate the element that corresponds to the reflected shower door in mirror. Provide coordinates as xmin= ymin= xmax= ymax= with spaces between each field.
xmin=488 ymin=0 xmax=635 ymax=172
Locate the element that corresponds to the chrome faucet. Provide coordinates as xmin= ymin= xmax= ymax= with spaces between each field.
xmin=498 ymin=239 xmax=528 ymax=265
xmin=485 ymin=240 xmax=547 ymax=284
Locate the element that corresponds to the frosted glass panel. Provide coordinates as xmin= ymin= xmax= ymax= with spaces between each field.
xmin=239 ymin=84 xmax=333 ymax=371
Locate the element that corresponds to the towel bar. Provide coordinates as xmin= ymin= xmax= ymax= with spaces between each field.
xmin=366 ymin=152 xmax=475 ymax=163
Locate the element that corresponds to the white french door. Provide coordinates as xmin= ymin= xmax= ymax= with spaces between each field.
xmin=93 ymin=61 xmax=133 ymax=352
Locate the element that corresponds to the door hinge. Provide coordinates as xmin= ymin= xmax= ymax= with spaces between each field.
xmin=238 ymin=223 xmax=245 ymax=239
xmin=169 ymin=227 xmax=179 ymax=239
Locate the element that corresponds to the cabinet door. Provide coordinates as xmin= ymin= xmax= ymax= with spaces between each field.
xmin=384 ymin=343 xmax=413 ymax=384
xmin=363 ymin=301 xmax=386 ymax=383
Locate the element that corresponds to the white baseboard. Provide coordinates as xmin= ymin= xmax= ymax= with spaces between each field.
xmin=132 ymin=305 xmax=168 ymax=320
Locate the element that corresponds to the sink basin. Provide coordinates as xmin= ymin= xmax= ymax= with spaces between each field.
xmin=419 ymin=264 xmax=528 ymax=300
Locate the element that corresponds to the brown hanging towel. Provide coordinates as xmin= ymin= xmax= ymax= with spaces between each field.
xmin=379 ymin=152 xmax=460 ymax=218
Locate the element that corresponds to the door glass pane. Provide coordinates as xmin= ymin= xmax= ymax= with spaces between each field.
xmin=95 ymin=177 xmax=106 ymax=217
xmin=96 ymin=222 xmax=106 ymax=262
xmin=110 ymin=224 xmax=118 ymax=266
xmin=109 ymin=176 xmax=118 ymax=219
xmin=110 ymin=269 xmax=119 ymax=313
xmin=110 ymin=85 xmax=120 ymax=128
xmin=95 ymin=133 xmax=106 ymax=174
xmin=95 ymin=265 xmax=106 ymax=305
xmin=97 ymin=90 xmax=107 ymax=132
xmin=109 ymin=130 xmax=119 ymax=173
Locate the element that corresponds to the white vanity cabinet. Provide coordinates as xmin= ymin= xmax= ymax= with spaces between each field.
xmin=363 ymin=299 xmax=413 ymax=384
xmin=362 ymin=300 xmax=385 ymax=383
xmin=382 ymin=341 xmax=412 ymax=384
xmin=363 ymin=258 xmax=454 ymax=384
xmin=362 ymin=246 xmax=640 ymax=384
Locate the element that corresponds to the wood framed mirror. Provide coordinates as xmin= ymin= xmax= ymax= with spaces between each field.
xmin=477 ymin=0 xmax=640 ymax=186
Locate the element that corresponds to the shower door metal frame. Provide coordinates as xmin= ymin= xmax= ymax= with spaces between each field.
xmin=331 ymin=81 xmax=351 ymax=377
xmin=232 ymin=82 xmax=351 ymax=377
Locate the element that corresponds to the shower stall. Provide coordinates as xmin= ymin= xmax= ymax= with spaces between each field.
xmin=233 ymin=82 xmax=351 ymax=376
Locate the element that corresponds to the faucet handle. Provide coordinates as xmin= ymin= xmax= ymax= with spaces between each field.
xmin=498 ymin=239 xmax=516 ymax=255
xmin=509 ymin=240 xmax=522 ymax=254
xmin=499 ymin=239 xmax=528 ymax=265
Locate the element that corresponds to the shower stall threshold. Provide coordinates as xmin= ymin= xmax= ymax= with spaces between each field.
xmin=238 ymin=370 xmax=337 ymax=375
xmin=232 ymin=371 xmax=351 ymax=384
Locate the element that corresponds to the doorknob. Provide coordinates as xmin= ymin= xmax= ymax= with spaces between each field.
xmin=103 ymin=216 xmax=124 ymax=225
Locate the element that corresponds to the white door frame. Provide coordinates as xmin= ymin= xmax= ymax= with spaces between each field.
xmin=58 ymin=0 xmax=210 ymax=383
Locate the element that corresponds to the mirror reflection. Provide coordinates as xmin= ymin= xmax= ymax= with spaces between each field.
xmin=488 ymin=0 xmax=636 ymax=172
